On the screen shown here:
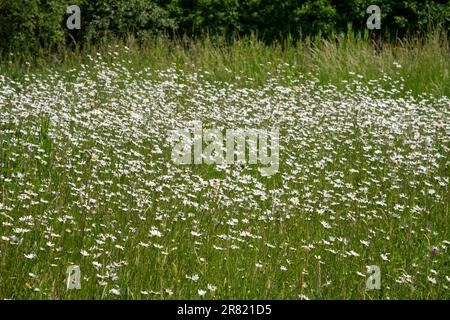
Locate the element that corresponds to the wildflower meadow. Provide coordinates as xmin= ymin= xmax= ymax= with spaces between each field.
xmin=0 ymin=2 xmax=449 ymax=300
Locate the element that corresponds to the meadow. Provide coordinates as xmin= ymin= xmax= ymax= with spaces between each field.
xmin=0 ymin=33 xmax=449 ymax=299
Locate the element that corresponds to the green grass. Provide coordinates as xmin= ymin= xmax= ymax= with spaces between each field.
xmin=1 ymin=31 xmax=449 ymax=96
xmin=0 ymin=33 xmax=449 ymax=299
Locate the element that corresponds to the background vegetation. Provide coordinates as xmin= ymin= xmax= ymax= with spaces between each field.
xmin=1 ymin=0 xmax=449 ymax=54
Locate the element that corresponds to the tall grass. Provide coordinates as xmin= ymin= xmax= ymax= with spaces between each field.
xmin=1 ymin=30 xmax=449 ymax=96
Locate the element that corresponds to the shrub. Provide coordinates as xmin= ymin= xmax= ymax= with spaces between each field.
xmin=0 ymin=0 xmax=66 ymax=54
xmin=0 ymin=0 xmax=448 ymax=54
xmin=78 ymin=0 xmax=176 ymax=43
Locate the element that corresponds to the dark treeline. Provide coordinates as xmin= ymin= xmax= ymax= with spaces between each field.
xmin=1 ymin=0 xmax=449 ymax=54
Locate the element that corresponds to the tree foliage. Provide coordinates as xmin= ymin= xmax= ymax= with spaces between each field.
xmin=0 ymin=0 xmax=448 ymax=53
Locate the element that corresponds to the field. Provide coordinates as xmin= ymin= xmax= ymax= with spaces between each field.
xmin=0 ymin=34 xmax=449 ymax=299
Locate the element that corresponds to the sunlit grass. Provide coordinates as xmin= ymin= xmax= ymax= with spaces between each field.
xmin=0 ymin=34 xmax=449 ymax=299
